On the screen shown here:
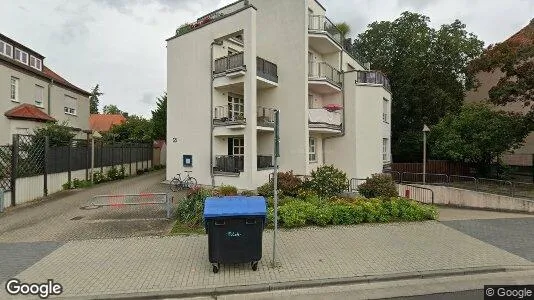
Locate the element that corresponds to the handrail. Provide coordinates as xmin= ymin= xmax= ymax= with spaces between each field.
xmin=356 ymin=70 xmax=391 ymax=91
xmin=398 ymin=184 xmax=434 ymax=204
xmin=308 ymin=14 xmax=343 ymax=45
xmin=308 ymin=61 xmax=342 ymax=87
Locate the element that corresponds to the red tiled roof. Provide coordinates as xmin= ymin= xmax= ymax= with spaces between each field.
xmin=42 ymin=66 xmax=90 ymax=95
xmin=5 ymin=103 xmax=55 ymax=122
xmin=504 ymin=19 xmax=534 ymax=46
xmin=89 ymin=114 xmax=126 ymax=132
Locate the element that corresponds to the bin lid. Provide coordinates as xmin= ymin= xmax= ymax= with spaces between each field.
xmin=203 ymin=196 xmax=267 ymax=219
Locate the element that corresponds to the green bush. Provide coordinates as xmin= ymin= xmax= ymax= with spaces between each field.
xmin=118 ymin=166 xmax=126 ymax=179
xmin=239 ymin=190 xmax=256 ymax=196
xmin=107 ymin=167 xmax=119 ymax=181
xmin=276 ymin=171 xmax=303 ymax=197
xmin=176 ymin=186 xmax=215 ymax=226
xmin=309 ymin=165 xmax=348 ymax=198
xmin=72 ymin=178 xmax=92 ymax=189
xmin=357 ymin=173 xmax=398 ymax=199
xmin=136 ymin=169 xmax=144 ymax=175
xmin=257 ymin=182 xmax=283 ymax=198
xmin=278 ymin=199 xmax=316 ymax=228
xmin=330 ymin=204 xmax=365 ymax=225
xmin=217 ymin=185 xmax=238 ymax=196
xmin=309 ymin=205 xmax=333 ymax=226
xmin=92 ymin=171 xmax=107 ymax=184
xmin=62 ymin=181 xmax=71 ymax=190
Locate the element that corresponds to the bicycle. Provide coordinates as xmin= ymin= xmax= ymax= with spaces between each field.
xmin=170 ymin=171 xmax=197 ymax=192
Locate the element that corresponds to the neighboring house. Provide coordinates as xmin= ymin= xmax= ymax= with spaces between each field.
xmin=465 ymin=20 xmax=534 ymax=167
xmin=0 ymin=33 xmax=91 ymax=145
xmin=166 ymin=0 xmax=392 ymax=189
xmin=89 ymin=114 xmax=127 ymax=133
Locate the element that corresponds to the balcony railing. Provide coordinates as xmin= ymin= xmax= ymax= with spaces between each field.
xmin=308 ymin=15 xmax=343 ymax=45
xmin=214 ymin=155 xmax=244 ymax=173
xmin=308 ymin=108 xmax=342 ymax=130
xmin=308 ymin=61 xmax=342 ymax=87
xmin=213 ymin=106 xmax=246 ymax=126
xmin=197 ymin=0 xmax=247 ymax=22
xmin=257 ymin=57 xmax=278 ymax=83
xmin=257 ymin=155 xmax=273 ymax=170
xmin=214 ymin=52 xmax=245 ymax=74
xmin=257 ymin=106 xmax=276 ymax=127
xmin=356 ymin=71 xmax=391 ymax=91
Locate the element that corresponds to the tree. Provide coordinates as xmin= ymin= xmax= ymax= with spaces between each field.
xmin=336 ymin=22 xmax=353 ymax=53
xmin=429 ymin=103 xmax=532 ymax=176
xmin=33 ymin=121 xmax=75 ymax=147
xmin=151 ymin=92 xmax=167 ymax=140
xmin=352 ymin=12 xmax=484 ymax=161
xmin=469 ymin=19 xmax=534 ymax=114
xmin=103 ymin=115 xmax=153 ymax=143
xmin=89 ymin=84 xmax=103 ymax=114
xmin=103 ymin=104 xmax=123 ymax=115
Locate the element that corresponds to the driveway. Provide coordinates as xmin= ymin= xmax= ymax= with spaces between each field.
xmin=0 ymin=170 xmax=183 ymax=243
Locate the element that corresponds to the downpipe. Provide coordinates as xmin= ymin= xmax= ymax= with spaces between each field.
xmin=210 ymin=40 xmax=223 ymax=187
xmin=322 ymin=52 xmax=345 ymax=164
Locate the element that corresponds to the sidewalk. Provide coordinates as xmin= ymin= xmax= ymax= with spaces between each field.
xmin=1 ymin=221 xmax=532 ymax=299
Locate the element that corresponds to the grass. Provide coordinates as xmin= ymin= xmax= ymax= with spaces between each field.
xmin=169 ymin=222 xmax=205 ymax=235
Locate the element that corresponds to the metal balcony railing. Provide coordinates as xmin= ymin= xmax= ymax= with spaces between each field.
xmin=308 ymin=15 xmax=343 ymax=45
xmin=257 ymin=155 xmax=273 ymax=169
xmin=308 ymin=61 xmax=342 ymax=87
xmin=213 ymin=106 xmax=246 ymax=125
xmin=257 ymin=106 xmax=276 ymax=127
xmin=356 ymin=71 xmax=391 ymax=91
xmin=197 ymin=0 xmax=247 ymax=22
xmin=214 ymin=155 xmax=244 ymax=173
xmin=214 ymin=52 xmax=245 ymax=74
xmin=257 ymin=57 xmax=278 ymax=82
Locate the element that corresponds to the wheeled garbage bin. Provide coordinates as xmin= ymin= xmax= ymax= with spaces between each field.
xmin=203 ymin=196 xmax=267 ymax=273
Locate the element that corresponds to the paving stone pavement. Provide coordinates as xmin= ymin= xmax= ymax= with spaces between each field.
xmin=442 ymin=217 xmax=534 ymax=262
xmin=0 ymin=222 xmax=532 ymax=299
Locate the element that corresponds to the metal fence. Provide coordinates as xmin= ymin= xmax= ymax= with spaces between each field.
xmin=397 ymin=184 xmax=434 ymax=204
xmin=0 ymin=145 xmax=12 ymax=191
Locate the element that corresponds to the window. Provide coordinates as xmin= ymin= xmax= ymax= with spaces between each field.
xmin=30 ymin=56 xmax=42 ymax=71
xmin=10 ymin=77 xmax=19 ymax=101
xmin=0 ymin=40 xmax=13 ymax=57
xmin=14 ymin=48 xmax=28 ymax=64
xmin=228 ymin=94 xmax=244 ymax=121
xmin=228 ymin=137 xmax=244 ymax=156
xmin=309 ymin=137 xmax=317 ymax=162
xmin=383 ymin=98 xmax=389 ymax=123
xmin=64 ymin=95 xmax=77 ymax=115
xmin=35 ymin=85 xmax=44 ymax=107
xmin=383 ymin=138 xmax=389 ymax=161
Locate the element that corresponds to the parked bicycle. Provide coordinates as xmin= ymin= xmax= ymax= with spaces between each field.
xmin=170 ymin=171 xmax=197 ymax=192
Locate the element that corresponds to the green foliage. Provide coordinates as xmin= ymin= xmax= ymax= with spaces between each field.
xmin=335 ymin=22 xmax=351 ymax=37
xmin=103 ymin=115 xmax=153 ymax=143
xmin=430 ymin=103 xmax=532 ymax=176
xmin=72 ymin=178 xmax=92 ymax=189
xmin=278 ymin=200 xmax=316 ymax=228
xmin=118 ymin=166 xmax=126 ymax=179
xmin=239 ymin=190 xmax=256 ymax=196
xmin=136 ymin=169 xmax=144 ymax=175
xmin=176 ymin=187 xmax=215 ymax=226
xmin=352 ymin=12 xmax=484 ymax=161
xmin=309 ymin=165 xmax=348 ymax=198
xmin=151 ymin=93 xmax=167 ymax=141
xmin=106 ymin=166 xmax=120 ymax=181
xmin=92 ymin=171 xmax=107 ymax=184
xmin=176 ymin=23 xmax=192 ymax=35
xmin=89 ymin=84 xmax=103 ymax=114
xmin=33 ymin=121 xmax=75 ymax=147
xmin=276 ymin=171 xmax=303 ymax=197
xmin=103 ymin=104 xmax=123 ymax=115
xmin=257 ymin=182 xmax=277 ymax=198
xmin=357 ymin=174 xmax=398 ymax=199
xmin=153 ymin=164 xmax=165 ymax=170
xmin=217 ymin=185 xmax=238 ymax=196
xmin=62 ymin=181 xmax=71 ymax=190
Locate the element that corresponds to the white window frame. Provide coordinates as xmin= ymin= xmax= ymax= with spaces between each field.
xmin=309 ymin=137 xmax=317 ymax=162
xmin=231 ymin=137 xmax=244 ymax=156
xmin=14 ymin=48 xmax=28 ymax=64
xmin=10 ymin=77 xmax=19 ymax=102
xmin=30 ymin=56 xmax=42 ymax=71
xmin=64 ymin=95 xmax=77 ymax=116
xmin=0 ymin=40 xmax=13 ymax=58
xmin=35 ymin=84 xmax=44 ymax=107
xmin=383 ymin=98 xmax=389 ymax=123
xmin=383 ymin=138 xmax=389 ymax=161
xmin=228 ymin=94 xmax=244 ymax=121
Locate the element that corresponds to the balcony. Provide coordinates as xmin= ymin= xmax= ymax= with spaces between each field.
xmin=308 ymin=108 xmax=342 ymax=133
xmin=213 ymin=53 xmax=278 ymax=89
xmin=356 ymin=71 xmax=391 ymax=91
xmin=214 ymin=155 xmax=244 ymax=173
xmin=257 ymin=106 xmax=276 ymax=129
xmin=308 ymin=15 xmax=343 ymax=54
xmin=257 ymin=155 xmax=273 ymax=170
xmin=213 ymin=106 xmax=246 ymax=127
xmin=308 ymin=61 xmax=342 ymax=94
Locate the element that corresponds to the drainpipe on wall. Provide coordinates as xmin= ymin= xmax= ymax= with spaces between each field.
xmin=210 ymin=40 xmax=223 ymax=187
xmin=47 ymin=79 xmax=54 ymax=115
xmin=322 ymin=51 xmax=345 ymax=164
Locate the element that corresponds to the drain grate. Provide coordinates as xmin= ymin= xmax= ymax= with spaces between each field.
xmin=70 ymin=216 xmax=84 ymax=221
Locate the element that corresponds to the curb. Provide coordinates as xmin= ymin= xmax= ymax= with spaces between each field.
xmin=61 ymin=266 xmax=525 ymax=300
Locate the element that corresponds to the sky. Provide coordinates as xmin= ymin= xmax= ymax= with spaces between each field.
xmin=1 ymin=0 xmax=533 ymax=118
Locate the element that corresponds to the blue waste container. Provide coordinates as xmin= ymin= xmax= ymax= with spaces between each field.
xmin=203 ymin=196 xmax=267 ymax=273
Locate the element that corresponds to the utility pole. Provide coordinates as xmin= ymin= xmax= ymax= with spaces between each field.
xmin=272 ymin=109 xmax=280 ymax=267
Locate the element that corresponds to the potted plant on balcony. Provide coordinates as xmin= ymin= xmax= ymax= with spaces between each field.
xmin=323 ymin=104 xmax=343 ymax=112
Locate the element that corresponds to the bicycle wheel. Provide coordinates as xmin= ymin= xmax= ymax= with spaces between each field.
xmin=170 ymin=178 xmax=181 ymax=192
xmin=185 ymin=177 xmax=197 ymax=189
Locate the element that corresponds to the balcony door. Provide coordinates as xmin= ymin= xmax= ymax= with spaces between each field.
xmin=228 ymin=94 xmax=244 ymax=121
xmin=228 ymin=137 xmax=244 ymax=156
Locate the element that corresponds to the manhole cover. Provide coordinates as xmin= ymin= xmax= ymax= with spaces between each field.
xmin=70 ymin=216 xmax=84 ymax=220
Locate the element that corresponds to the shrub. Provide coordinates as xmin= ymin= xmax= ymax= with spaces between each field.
xmin=107 ymin=167 xmax=119 ymax=181
xmin=72 ymin=178 xmax=92 ymax=189
xmin=297 ymin=188 xmax=318 ymax=200
xmin=276 ymin=171 xmax=303 ymax=197
xmin=239 ymin=190 xmax=256 ymax=196
xmin=309 ymin=205 xmax=333 ymax=226
xmin=92 ymin=171 xmax=107 ymax=184
xmin=136 ymin=169 xmax=144 ymax=175
xmin=330 ymin=204 xmax=365 ymax=225
xmin=217 ymin=185 xmax=238 ymax=196
xmin=278 ymin=199 xmax=316 ymax=228
xmin=309 ymin=165 xmax=348 ymax=198
xmin=118 ymin=166 xmax=126 ymax=179
xmin=143 ymin=168 xmax=149 ymax=173
xmin=176 ymin=187 xmax=215 ymax=226
xmin=62 ymin=181 xmax=71 ymax=190
xmin=257 ymin=182 xmax=283 ymax=198
xmin=357 ymin=173 xmax=397 ymax=199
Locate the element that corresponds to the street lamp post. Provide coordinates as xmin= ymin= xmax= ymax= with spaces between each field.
xmin=422 ymin=125 xmax=430 ymax=184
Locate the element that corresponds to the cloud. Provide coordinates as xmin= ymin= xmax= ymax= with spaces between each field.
xmin=93 ymin=0 xmax=222 ymax=14
xmin=51 ymin=3 xmax=95 ymax=44
xmin=396 ymin=0 xmax=441 ymax=9
xmin=140 ymin=92 xmax=155 ymax=105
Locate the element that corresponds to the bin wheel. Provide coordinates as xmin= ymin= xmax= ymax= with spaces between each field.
xmin=251 ymin=261 xmax=258 ymax=271
xmin=212 ymin=264 xmax=220 ymax=273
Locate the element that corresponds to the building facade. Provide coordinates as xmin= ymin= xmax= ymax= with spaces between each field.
xmin=0 ymin=33 xmax=91 ymax=145
xmin=166 ymin=0 xmax=391 ymax=189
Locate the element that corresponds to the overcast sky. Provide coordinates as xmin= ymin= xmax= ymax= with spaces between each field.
xmin=1 ymin=0 xmax=532 ymax=117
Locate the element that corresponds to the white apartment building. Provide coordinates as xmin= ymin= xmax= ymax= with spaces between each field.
xmin=166 ymin=0 xmax=391 ymax=190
